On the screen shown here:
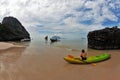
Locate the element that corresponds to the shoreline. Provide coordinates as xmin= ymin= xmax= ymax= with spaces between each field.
xmin=0 ymin=41 xmax=119 ymax=80
xmin=0 ymin=42 xmax=25 ymax=50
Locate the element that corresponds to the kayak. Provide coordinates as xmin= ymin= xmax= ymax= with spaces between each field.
xmin=64 ymin=53 xmax=110 ymax=64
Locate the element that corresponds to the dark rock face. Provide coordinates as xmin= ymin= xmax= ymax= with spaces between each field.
xmin=0 ymin=16 xmax=30 ymax=41
xmin=87 ymin=26 xmax=120 ymax=50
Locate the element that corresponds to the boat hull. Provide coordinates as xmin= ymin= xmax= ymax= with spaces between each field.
xmin=64 ymin=53 xmax=110 ymax=64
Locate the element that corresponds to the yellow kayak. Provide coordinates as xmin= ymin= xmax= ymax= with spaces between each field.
xmin=64 ymin=53 xmax=110 ymax=64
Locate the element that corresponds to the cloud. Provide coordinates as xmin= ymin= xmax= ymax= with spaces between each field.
xmin=0 ymin=0 xmax=119 ymax=33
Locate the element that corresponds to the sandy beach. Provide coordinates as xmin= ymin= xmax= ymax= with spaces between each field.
xmin=0 ymin=42 xmax=120 ymax=80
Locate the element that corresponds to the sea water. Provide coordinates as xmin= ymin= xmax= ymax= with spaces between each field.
xmin=29 ymin=30 xmax=88 ymax=51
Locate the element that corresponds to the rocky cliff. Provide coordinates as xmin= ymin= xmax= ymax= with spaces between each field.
xmin=0 ymin=16 xmax=30 ymax=41
xmin=87 ymin=26 xmax=120 ymax=50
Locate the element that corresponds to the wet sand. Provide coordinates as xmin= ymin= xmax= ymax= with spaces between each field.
xmin=0 ymin=42 xmax=17 ymax=50
xmin=0 ymin=42 xmax=120 ymax=80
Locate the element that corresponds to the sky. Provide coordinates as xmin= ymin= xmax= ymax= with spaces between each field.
xmin=0 ymin=0 xmax=120 ymax=34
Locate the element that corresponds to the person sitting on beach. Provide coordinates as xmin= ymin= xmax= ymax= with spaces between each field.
xmin=80 ymin=49 xmax=87 ymax=60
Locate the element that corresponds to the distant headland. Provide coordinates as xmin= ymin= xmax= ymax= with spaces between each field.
xmin=0 ymin=16 xmax=30 ymax=41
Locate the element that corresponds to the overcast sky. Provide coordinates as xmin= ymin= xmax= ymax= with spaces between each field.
xmin=0 ymin=0 xmax=120 ymax=33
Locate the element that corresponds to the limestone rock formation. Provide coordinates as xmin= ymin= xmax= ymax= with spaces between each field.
xmin=87 ymin=26 xmax=120 ymax=49
xmin=0 ymin=16 xmax=30 ymax=41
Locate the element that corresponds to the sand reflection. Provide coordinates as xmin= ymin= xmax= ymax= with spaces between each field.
xmin=0 ymin=46 xmax=27 ymax=80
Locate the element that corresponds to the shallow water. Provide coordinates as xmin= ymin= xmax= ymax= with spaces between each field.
xmin=0 ymin=43 xmax=120 ymax=80
xmin=0 ymin=32 xmax=120 ymax=80
xmin=32 ymin=31 xmax=88 ymax=51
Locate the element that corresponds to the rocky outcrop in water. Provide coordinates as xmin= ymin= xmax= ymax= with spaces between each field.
xmin=87 ymin=26 xmax=120 ymax=50
xmin=0 ymin=16 xmax=30 ymax=41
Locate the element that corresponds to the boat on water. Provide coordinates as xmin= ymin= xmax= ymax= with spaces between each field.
xmin=50 ymin=36 xmax=61 ymax=42
xmin=21 ymin=38 xmax=30 ymax=42
xmin=64 ymin=53 xmax=110 ymax=64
